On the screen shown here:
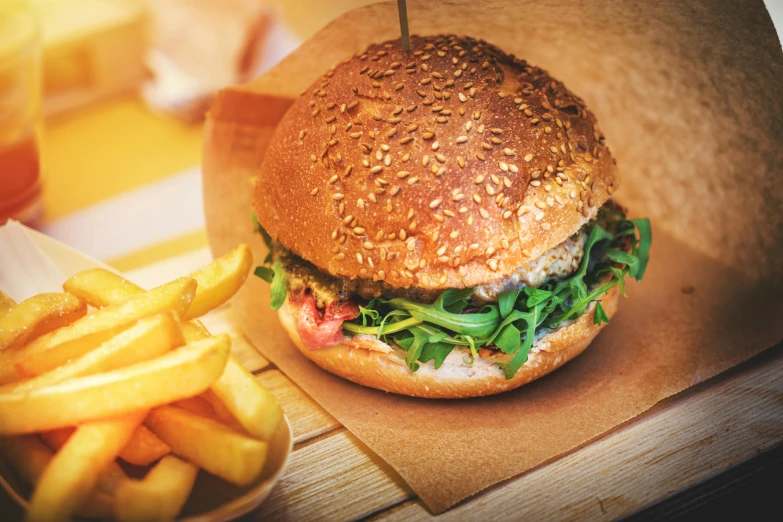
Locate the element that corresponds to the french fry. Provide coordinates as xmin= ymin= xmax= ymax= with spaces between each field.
xmin=0 ymin=335 xmax=230 ymax=434
xmin=0 ymin=436 xmax=114 ymax=518
xmin=0 ymin=293 xmax=87 ymax=351
xmin=63 ymin=268 xmax=144 ymax=307
xmin=182 ymin=320 xmax=210 ymax=343
xmin=61 ymin=261 xmax=282 ymax=440
xmin=118 ymin=425 xmax=171 ymax=466
xmin=173 ymin=395 xmax=216 ymax=418
xmin=183 ymin=244 xmax=252 ymax=320
xmin=146 ymin=405 xmax=268 ymax=486
xmin=0 ymin=290 xmax=15 ymax=316
xmin=114 ymin=456 xmax=198 ymax=522
xmin=41 ymin=424 xmax=171 ymax=467
xmin=27 ymin=412 xmax=145 ymax=522
xmin=0 ymin=277 xmax=196 ymax=384
xmin=211 ymin=358 xmax=283 ymax=441
xmin=3 ymin=312 xmax=184 ymax=393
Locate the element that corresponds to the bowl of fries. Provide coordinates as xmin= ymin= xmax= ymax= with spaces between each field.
xmin=0 ymin=221 xmax=292 ymax=521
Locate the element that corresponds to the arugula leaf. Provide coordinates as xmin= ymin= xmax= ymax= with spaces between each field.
xmin=605 ymin=248 xmax=640 ymax=278
xmin=593 ymin=302 xmax=610 ymax=325
xmin=419 ymin=342 xmax=455 ymax=369
xmin=498 ymin=306 xmax=539 ymax=379
xmin=493 ymin=322 xmax=521 ymax=354
xmin=498 ymin=289 xmax=522 ymax=318
xmin=631 ymin=218 xmax=652 ymax=280
xmin=439 ymin=288 xmax=474 ymax=313
xmin=253 ymin=266 xmax=274 ymax=284
xmin=269 ymin=258 xmax=287 ymax=311
xmin=524 ymin=287 xmax=553 ymax=308
xmin=403 ymin=326 xmax=448 ymax=371
xmin=384 ymin=297 xmax=501 ymax=337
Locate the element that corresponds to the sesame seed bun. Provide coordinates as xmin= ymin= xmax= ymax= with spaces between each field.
xmin=254 ymin=34 xmax=617 ymax=290
xmin=277 ymin=285 xmax=620 ymax=399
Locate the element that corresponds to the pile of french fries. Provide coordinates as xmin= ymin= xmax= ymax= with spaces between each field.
xmin=0 ymin=244 xmax=283 ymax=521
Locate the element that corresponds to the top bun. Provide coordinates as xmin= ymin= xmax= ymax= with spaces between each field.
xmin=255 ymin=34 xmax=617 ymax=290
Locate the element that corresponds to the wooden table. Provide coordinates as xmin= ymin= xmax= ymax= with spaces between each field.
xmin=126 ymin=249 xmax=783 ymax=521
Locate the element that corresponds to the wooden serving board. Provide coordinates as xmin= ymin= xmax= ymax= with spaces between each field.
xmin=124 ymin=247 xmax=783 ymax=521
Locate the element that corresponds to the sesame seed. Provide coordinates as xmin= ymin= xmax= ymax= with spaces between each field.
xmin=433 ymin=214 xmax=445 ymax=222
xmin=499 ymin=162 xmax=509 ymax=171
xmin=429 ymin=198 xmax=442 ymax=208
xmin=387 ymin=128 xmax=397 ymax=138
xmin=449 ymin=230 xmax=460 ymax=239
xmin=469 ymin=243 xmax=479 ymax=249
xmin=363 ymin=241 xmax=374 ymax=249
xmin=356 ymin=253 xmax=363 ymax=264
xmin=435 ymin=153 xmax=446 ymax=163
xmin=456 ymin=136 xmax=468 ymax=143
xmin=503 ymin=148 xmax=514 ymax=156
xmin=510 ymin=164 xmax=519 ymax=173
xmin=478 ymin=124 xmax=485 ymax=134
xmin=370 ymin=166 xmax=383 ymax=174
xmin=486 ymin=185 xmax=495 ymax=196
xmin=407 ymin=177 xmax=419 ymax=185
xmin=347 ymin=101 xmax=358 ymax=110
xmin=465 ymin=121 xmax=473 ymax=131
xmin=310 ymin=188 xmax=319 ymax=196
xmin=385 ymin=202 xmax=393 ymax=212
xmin=328 ymin=174 xmax=338 ymax=184
xmin=458 ymin=157 xmax=465 ymax=168
xmin=350 ymin=132 xmax=362 ymax=139
xmin=479 ymin=208 xmax=489 ymax=218
xmin=422 ymin=132 xmax=434 ymax=140
xmin=541 ymin=222 xmax=551 ymax=230
xmin=332 ymin=193 xmax=344 ymax=200
xmin=550 ymin=146 xmax=559 ymax=154
xmin=524 ymin=154 xmax=534 ymax=162
xmin=481 ymin=142 xmax=492 ymax=150
xmin=407 ymin=238 xmax=416 ymax=251
xmin=476 ymin=152 xmax=486 ymax=161
xmin=535 ymin=212 xmax=545 ymax=221
xmin=432 ymin=141 xmax=440 ymax=151
xmin=473 ymin=194 xmax=482 ymax=203
xmin=544 ymin=184 xmax=552 ymax=192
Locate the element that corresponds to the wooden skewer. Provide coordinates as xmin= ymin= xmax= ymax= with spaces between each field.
xmin=397 ymin=0 xmax=410 ymax=52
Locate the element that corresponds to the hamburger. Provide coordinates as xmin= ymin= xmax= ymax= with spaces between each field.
xmin=252 ymin=35 xmax=651 ymax=398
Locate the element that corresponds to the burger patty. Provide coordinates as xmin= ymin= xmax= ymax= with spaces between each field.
xmin=472 ymin=230 xmax=586 ymax=303
xmin=278 ymin=227 xmax=587 ymax=308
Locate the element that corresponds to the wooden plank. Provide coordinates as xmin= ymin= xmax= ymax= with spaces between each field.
xmin=372 ymin=347 xmax=783 ymax=521
xmin=256 ymin=370 xmax=340 ymax=445
xmin=254 ymin=431 xmax=412 ymax=521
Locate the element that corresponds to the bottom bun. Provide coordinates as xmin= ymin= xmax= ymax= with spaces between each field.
xmin=278 ymin=286 xmax=620 ymax=399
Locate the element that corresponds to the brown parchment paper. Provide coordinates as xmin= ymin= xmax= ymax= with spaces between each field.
xmin=202 ymin=0 xmax=783 ymax=513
